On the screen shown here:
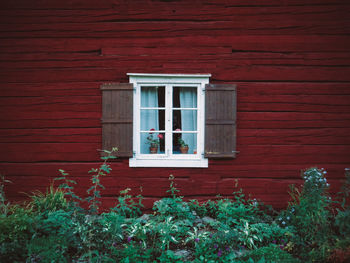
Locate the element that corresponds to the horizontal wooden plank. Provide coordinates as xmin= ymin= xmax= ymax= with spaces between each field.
xmin=0 ymin=111 xmax=100 ymax=122
xmin=1 ymin=0 xmax=349 ymax=10
xmin=0 ymin=95 xmax=100 ymax=107
xmin=0 ymin=5 xmax=349 ymax=24
xmin=0 ymin=17 xmax=349 ymax=37
xmin=239 ymin=103 xmax=350 ymax=113
xmin=240 ymin=95 xmax=350 ymax=106
xmin=237 ymin=82 xmax=350 ymax=96
xmin=1 ymin=64 xmax=349 ymax=83
xmin=238 ymin=128 xmax=350 ymax=145
xmin=0 ymin=119 xmax=101 ymax=129
xmin=239 ymin=112 xmax=350 ymax=121
xmin=0 ymin=143 xmax=101 ymax=162
xmin=238 ymin=94 xmax=350 ymax=113
xmin=235 ymin=145 xmax=350 ymax=165
xmin=209 ymin=164 xmax=349 ymax=179
xmin=0 ymin=82 xmax=103 ymax=97
xmin=1 ymin=52 xmax=350 ymax=73
xmin=1 ymin=36 xmax=350 ymax=54
xmin=0 ymin=128 xmax=101 ymax=143
xmin=0 ymin=96 xmax=101 ymax=127
xmin=239 ymin=120 xmax=350 ymax=129
xmin=0 ymin=69 xmax=120 ymax=83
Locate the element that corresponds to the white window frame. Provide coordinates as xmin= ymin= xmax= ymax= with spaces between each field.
xmin=128 ymin=73 xmax=211 ymax=168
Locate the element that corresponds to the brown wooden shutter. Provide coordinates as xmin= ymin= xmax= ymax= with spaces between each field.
xmin=101 ymin=83 xmax=133 ymax=157
xmin=205 ymin=84 xmax=237 ymax=158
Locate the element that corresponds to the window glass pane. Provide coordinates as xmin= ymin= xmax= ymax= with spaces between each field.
xmin=141 ymin=86 xmax=165 ymax=108
xmin=173 ymin=133 xmax=197 ymax=154
xmin=173 ymin=110 xmax=197 ymax=131
xmin=140 ymin=132 xmax=165 ymax=154
xmin=173 ymin=87 xmax=197 ymax=108
xmin=141 ymin=110 xmax=165 ymax=131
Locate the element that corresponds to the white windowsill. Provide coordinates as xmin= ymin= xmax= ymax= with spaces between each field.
xmin=127 ymin=73 xmax=211 ymax=78
xmin=129 ymin=158 xmax=208 ymax=168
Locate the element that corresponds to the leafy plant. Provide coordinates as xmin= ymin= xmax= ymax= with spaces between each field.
xmin=86 ymin=148 xmax=118 ymax=214
xmin=178 ymin=137 xmax=188 ymax=147
xmin=111 ymin=187 xmax=144 ymax=218
xmin=333 ymin=168 xmax=350 ymax=251
xmin=241 ymin=244 xmax=302 ymax=263
xmin=0 ymin=175 xmax=11 ymax=216
xmin=281 ymin=167 xmax=333 ymax=261
xmin=26 ymin=185 xmax=69 ymax=215
xmin=153 ymin=175 xmax=194 ymax=221
xmin=2 ymin=165 xmax=350 ymax=262
xmin=146 ymin=128 xmax=163 ymax=146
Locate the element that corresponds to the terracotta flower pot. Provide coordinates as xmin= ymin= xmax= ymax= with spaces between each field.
xmin=180 ymin=146 xmax=189 ymax=154
xmin=149 ymin=144 xmax=158 ymax=154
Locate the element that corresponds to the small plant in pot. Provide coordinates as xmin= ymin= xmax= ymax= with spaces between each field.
xmin=146 ymin=128 xmax=163 ymax=154
xmin=178 ymin=137 xmax=189 ymax=154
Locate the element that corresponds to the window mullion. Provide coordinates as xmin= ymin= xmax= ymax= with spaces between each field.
xmin=165 ymin=84 xmax=172 ymax=157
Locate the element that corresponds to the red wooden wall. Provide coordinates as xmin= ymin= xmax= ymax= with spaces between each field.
xmin=1 ymin=0 xmax=350 ymax=209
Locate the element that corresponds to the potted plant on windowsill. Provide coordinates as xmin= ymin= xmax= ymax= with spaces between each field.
xmin=146 ymin=128 xmax=163 ymax=154
xmin=178 ymin=137 xmax=189 ymax=154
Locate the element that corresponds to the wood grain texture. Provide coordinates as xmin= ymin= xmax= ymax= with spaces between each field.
xmin=0 ymin=0 xmax=349 ymax=210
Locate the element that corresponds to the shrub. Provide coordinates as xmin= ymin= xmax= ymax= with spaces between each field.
xmin=279 ymin=167 xmax=334 ymax=261
xmin=241 ymin=244 xmax=302 ymax=263
xmin=2 ymin=164 xmax=350 ymax=262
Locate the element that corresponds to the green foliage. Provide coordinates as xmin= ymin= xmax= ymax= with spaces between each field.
xmin=206 ymin=191 xmax=262 ymax=226
xmin=0 ymin=206 xmax=36 ymax=262
xmin=111 ymin=187 xmax=144 ymax=217
xmin=27 ymin=185 xmax=69 ymax=214
xmin=86 ymin=148 xmax=118 ymax=214
xmin=2 ymin=166 xmax=350 ymax=262
xmin=279 ymin=167 xmax=334 ymax=262
xmin=0 ymin=175 xmax=11 ymax=216
xmin=242 ymin=244 xmax=302 ymax=263
xmin=153 ymin=174 xmax=194 ymax=221
xmin=334 ymin=169 xmax=350 ymax=249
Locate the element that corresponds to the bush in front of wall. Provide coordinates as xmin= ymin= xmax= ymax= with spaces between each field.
xmin=277 ymin=167 xmax=334 ymax=262
xmin=2 ymin=162 xmax=350 ymax=262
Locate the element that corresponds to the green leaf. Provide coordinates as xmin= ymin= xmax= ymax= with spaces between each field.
xmin=87 ymin=186 xmax=95 ymax=193
xmin=100 ymin=164 xmax=111 ymax=174
xmin=54 ymin=177 xmax=66 ymax=181
xmin=88 ymin=168 xmax=98 ymax=173
xmin=67 ymin=179 xmax=77 ymax=184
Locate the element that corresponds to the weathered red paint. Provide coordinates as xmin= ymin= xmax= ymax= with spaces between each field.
xmin=0 ymin=0 xmax=350 ymax=210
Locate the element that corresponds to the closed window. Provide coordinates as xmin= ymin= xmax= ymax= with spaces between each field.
xmin=101 ymin=73 xmax=237 ymax=168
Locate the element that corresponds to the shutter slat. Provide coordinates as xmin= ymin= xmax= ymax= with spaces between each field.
xmin=205 ymin=83 xmax=237 ymax=159
xmin=101 ymin=119 xmax=133 ymax=124
xmin=101 ymin=83 xmax=133 ymax=158
xmin=206 ymin=120 xmax=236 ymax=125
